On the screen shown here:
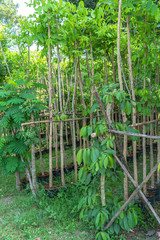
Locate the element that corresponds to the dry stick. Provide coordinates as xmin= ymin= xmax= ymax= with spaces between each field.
xmin=104 ymin=160 xmax=160 ymax=230
xmin=20 ymin=155 xmax=37 ymax=199
xmin=108 ymin=129 xmax=160 ymax=140
xmin=21 ymin=115 xmax=103 ymax=126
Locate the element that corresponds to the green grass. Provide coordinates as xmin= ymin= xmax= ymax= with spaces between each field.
xmin=0 ymin=173 xmax=95 ymax=240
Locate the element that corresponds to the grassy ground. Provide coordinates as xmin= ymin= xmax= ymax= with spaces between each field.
xmin=0 ymin=144 xmax=160 ymax=240
xmin=0 ymin=172 xmax=95 ymax=240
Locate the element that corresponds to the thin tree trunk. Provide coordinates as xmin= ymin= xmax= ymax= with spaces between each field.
xmin=72 ymin=42 xmax=78 ymax=182
xmin=15 ymin=171 xmax=21 ymax=191
xmin=157 ymin=140 xmax=160 ymax=182
xmin=0 ymin=41 xmax=12 ymax=80
xmin=101 ymin=175 xmax=106 ymax=206
xmin=117 ymin=0 xmax=128 ymax=200
xmin=20 ymin=155 xmax=37 ymax=199
xmin=54 ymin=123 xmax=58 ymax=170
xmin=31 ymin=113 xmax=37 ymax=190
xmin=150 ymin=111 xmax=154 ymax=186
xmin=57 ymin=44 xmax=65 ymax=185
xmin=127 ymin=16 xmax=138 ymax=184
xmin=90 ymin=31 xmax=94 ymax=125
xmin=39 ymin=130 xmax=44 ymax=176
xmin=48 ymin=23 xmax=53 ymax=188
xmin=104 ymin=45 xmax=108 ymax=85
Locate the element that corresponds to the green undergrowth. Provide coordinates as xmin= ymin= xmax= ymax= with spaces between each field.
xmin=0 ymin=147 xmax=159 ymax=240
xmin=0 ymin=173 xmax=95 ymax=240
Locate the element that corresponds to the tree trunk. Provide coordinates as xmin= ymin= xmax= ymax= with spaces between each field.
xmin=15 ymin=171 xmax=21 ymax=191
xmin=39 ymin=130 xmax=44 ymax=176
xmin=48 ymin=23 xmax=53 ymax=188
xmin=150 ymin=111 xmax=154 ymax=186
xmin=57 ymin=44 xmax=65 ymax=185
xmin=31 ymin=113 xmax=37 ymax=191
xmin=0 ymin=41 xmax=12 ymax=80
xmin=72 ymin=42 xmax=78 ymax=182
xmin=117 ymin=0 xmax=128 ymax=200
xmin=101 ymin=174 xmax=106 ymax=206
xmin=21 ymin=155 xmax=37 ymax=199
xmin=90 ymin=31 xmax=94 ymax=125
xmin=127 ymin=16 xmax=138 ymax=184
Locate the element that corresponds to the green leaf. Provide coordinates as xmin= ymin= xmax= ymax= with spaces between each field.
xmin=85 ymin=173 xmax=91 ymax=185
xmin=91 ymin=103 xmax=99 ymax=112
xmin=125 ymin=101 xmax=131 ymax=115
xmin=104 ymin=156 xmax=108 ymax=168
xmin=80 ymin=127 xmax=87 ymax=138
xmin=91 ymin=148 xmax=100 ymax=162
xmin=114 ymin=222 xmax=120 ymax=234
xmin=123 ymin=214 xmax=130 ymax=231
xmin=95 ymin=212 xmax=100 ymax=227
xmin=146 ymin=0 xmax=152 ymax=11
xmin=105 ymin=149 xmax=116 ymax=155
xmin=127 ymin=210 xmax=134 ymax=229
xmin=95 ymin=162 xmax=99 ymax=171
xmin=87 ymin=126 xmax=93 ymax=136
xmin=132 ymin=209 xmax=138 ymax=225
xmin=151 ymin=3 xmax=157 ymax=15
xmin=5 ymin=156 xmax=19 ymax=173
xmin=158 ymin=163 xmax=160 ymax=172
xmin=101 ymin=138 xmax=107 ymax=146
xmin=77 ymin=149 xmax=83 ymax=165
xmin=83 ymin=149 xmax=88 ymax=164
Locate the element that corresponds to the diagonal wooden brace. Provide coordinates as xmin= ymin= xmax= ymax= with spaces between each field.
xmin=104 ymin=161 xmax=160 ymax=230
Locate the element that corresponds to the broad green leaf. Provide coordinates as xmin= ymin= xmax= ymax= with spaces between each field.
xmin=114 ymin=222 xmax=120 ymax=234
xmin=95 ymin=212 xmax=100 ymax=227
xmin=91 ymin=148 xmax=100 ymax=162
xmin=127 ymin=210 xmax=134 ymax=229
xmin=80 ymin=127 xmax=87 ymax=138
xmin=104 ymin=156 xmax=108 ymax=168
xmin=77 ymin=149 xmax=83 ymax=165
xmin=123 ymin=214 xmax=130 ymax=231
xmin=125 ymin=101 xmax=131 ymax=115
xmin=132 ymin=209 xmax=138 ymax=225
xmin=83 ymin=149 xmax=88 ymax=164
xmin=95 ymin=162 xmax=99 ymax=171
